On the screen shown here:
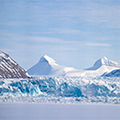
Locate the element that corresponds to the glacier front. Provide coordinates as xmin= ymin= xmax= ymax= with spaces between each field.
xmin=0 ymin=76 xmax=120 ymax=104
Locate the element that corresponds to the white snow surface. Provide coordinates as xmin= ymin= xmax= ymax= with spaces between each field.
xmin=27 ymin=55 xmax=120 ymax=77
xmin=86 ymin=56 xmax=120 ymax=70
xmin=1 ymin=103 xmax=120 ymax=120
xmin=81 ymin=65 xmax=119 ymax=77
xmin=39 ymin=55 xmax=57 ymax=65
xmin=27 ymin=55 xmax=81 ymax=76
xmin=0 ymin=50 xmax=17 ymax=66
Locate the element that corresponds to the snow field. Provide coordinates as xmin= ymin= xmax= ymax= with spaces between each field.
xmin=0 ymin=103 xmax=120 ymax=120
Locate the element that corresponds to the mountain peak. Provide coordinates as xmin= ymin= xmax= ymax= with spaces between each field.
xmin=100 ymin=57 xmax=119 ymax=67
xmin=0 ymin=50 xmax=9 ymax=58
xmin=27 ymin=55 xmax=80 ymax=76
xmin=100 ymin=56 xmax=108 ymax=64
xmin=39 ymin=55 xmax=57 ymax=64
xmin=86 ymin=57 xmax=120 ymax=70
xmin=0 ymin=50 xmax=30 ymax=78
xmin=102 ymin=56 xmax=108 ymax=60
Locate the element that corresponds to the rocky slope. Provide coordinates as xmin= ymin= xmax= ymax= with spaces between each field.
xmin=0 ymin=50 xmax=30 ymax=79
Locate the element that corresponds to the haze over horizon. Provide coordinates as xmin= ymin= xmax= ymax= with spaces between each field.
xmin=0 ymin=0 xmax=120 ymax=70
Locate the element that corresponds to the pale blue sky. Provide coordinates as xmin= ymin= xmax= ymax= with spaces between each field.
xmin=0 ymin=0 xmax=120 ymax=70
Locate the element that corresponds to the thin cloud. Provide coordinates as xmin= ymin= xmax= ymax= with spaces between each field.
xmin=0 ymin=21 xmax=35 ymax=26
xmin=23 ymin=36 xmax=65 ymax=44
xmin=1 ymin=1 xmax=120 ymax=28
xmin=27 ymin=1 xmax=120 ymax=26
xmin=50 ymin=29 xmax=83 ymax=34
xmin=86 ymin=42 xmax=111 ymax=47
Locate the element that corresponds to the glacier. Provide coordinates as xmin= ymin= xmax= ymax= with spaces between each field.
xmin=1 ymin=76 xmax=120 ymax=104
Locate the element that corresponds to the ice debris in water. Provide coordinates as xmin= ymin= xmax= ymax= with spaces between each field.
xmin=0 ymin=76 xmax=120 ymax=104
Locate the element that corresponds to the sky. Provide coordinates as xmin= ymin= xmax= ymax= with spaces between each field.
xmin=0 ymin=0 xmax=120 ymax=70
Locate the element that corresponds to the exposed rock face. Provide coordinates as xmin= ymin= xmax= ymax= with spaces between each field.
xmin=0 ymin=50 xmax=30 ymax=79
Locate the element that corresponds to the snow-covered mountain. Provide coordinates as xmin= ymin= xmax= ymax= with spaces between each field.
xmin=27 ymin=55 xmax=81 ymax=76
xmin=83 ymin=57 xmax=120 ymax=77
xmin=86 ymin=57 xmax=120 ymax=70
xmin=0 ymin=50 xmax=30 ymax=79
xmin=27 ymin=55 xmax=120 ymax=77
xmin=102 ymin=69 xmax=120 ymax=77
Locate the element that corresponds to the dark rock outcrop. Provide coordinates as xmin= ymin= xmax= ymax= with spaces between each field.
xmin=0 ymin=50 xmax=30 ymax=79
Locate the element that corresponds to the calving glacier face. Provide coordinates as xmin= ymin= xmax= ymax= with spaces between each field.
xmin=0 ymin=77 xmax=120 ymax=104
xmin=0 ymin=78 xmax=83 ymax=97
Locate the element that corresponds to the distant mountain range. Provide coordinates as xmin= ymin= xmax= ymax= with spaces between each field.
xmin=0 ymin=51 xmax=30 ymax=79
xmin=27 ymin=55 xmax=120 ymax=77
xmin=0 ymin=50 xmax=120 ymax=78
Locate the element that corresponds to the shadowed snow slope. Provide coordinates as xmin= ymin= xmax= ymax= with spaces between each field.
xmin=27 ymin=55 xmax=80 ymax=76
xmin=0 ymin=50 xmax=30 ymax=78
xmin=102 ymin=69 xmax=120 ymax=77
